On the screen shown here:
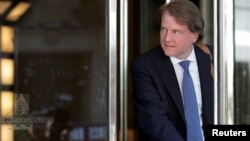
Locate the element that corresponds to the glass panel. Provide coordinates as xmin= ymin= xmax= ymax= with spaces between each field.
xmin=126 ymin=0 xmax=168 ymax=141
xmin=0 ymin=0 xmax=109 ymax=141
xmin=234 ymin=0 xmax=250 ymax=124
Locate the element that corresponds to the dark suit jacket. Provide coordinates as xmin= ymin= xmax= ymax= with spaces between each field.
xmin=131 ymin=45 xmax=214 ymax=141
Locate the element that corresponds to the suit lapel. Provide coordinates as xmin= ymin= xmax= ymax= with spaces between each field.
xmin=195 ymin=46 xmax=213 ymax=98
xmin=153 ymin=49 xmax=186 ymax=121
xmin=195 ymin=46 xmax=214 ymax=124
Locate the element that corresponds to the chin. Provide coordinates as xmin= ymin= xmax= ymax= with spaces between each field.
xmin=163 ymin=51 xmax=176 ymax=57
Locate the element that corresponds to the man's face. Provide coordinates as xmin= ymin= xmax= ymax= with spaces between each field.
xmin=160 ymin=12 xmax=198 ymax=60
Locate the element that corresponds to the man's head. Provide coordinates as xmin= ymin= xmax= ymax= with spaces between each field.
xmin=158 ymin=0 xmax=204 ymax=43
xmin=158 ymin=0 xmax=204 ymax=59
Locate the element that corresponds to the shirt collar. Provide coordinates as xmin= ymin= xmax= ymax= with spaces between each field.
xmin=170 ymin=46 xmax=196 ymax=65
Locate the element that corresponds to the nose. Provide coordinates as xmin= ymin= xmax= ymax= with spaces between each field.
xmin=162 ymin=31 xmax=172 ymax=42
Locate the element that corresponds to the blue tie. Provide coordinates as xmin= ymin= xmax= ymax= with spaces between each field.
xmin=180 ymin=60 xmax=203 ymax=141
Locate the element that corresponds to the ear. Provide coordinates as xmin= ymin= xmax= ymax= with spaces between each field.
xmin=191 ymin=32 xmax=199 ymax=43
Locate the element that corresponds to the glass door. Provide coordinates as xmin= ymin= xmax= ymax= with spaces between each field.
xmin=234 ymin=0 xmax=250 ymax=124
xmin=0 ymin=0 xmax=117 ymax=141
xmin=217 ymin=0 xmax=250 ymax=125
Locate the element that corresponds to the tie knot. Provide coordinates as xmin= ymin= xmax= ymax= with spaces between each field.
xmin=179 ymin=60 xmax=190 ymax=70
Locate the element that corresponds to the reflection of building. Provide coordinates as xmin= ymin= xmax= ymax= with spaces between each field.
xmin=15 ymin=94 xmax=29 ymax=115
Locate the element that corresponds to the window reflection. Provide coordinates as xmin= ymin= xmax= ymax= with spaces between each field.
xmin=234 ymin=0 xmax=250 ymax=124
xmin=1 ymin=0 xmax=108 ymax=141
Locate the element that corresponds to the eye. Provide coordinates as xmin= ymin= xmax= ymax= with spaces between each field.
xmin=161 ymin=27 xmax=167 ymax=32
xmin=173 ymin=30 xmax=182 ymax=36
xmin=173 ymin=30 xmax=180 ymax=34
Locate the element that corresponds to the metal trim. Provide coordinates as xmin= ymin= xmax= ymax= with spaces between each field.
xmin=119 ymin=0 xmax=128 ymax=141
xmin=218 ymin=0 xmax=234 ymax=124
xmin=213 ymin=0 xmax=218 ymax=125
xmin=108 ymin=0 xmax=117 ymax=140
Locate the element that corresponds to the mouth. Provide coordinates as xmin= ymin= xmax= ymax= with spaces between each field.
xmin=164 ymin=44 xmax=175 ymax=48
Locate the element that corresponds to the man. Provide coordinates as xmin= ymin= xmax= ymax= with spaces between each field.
xmin=131 ymin=0 xmax=214 ymax=141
